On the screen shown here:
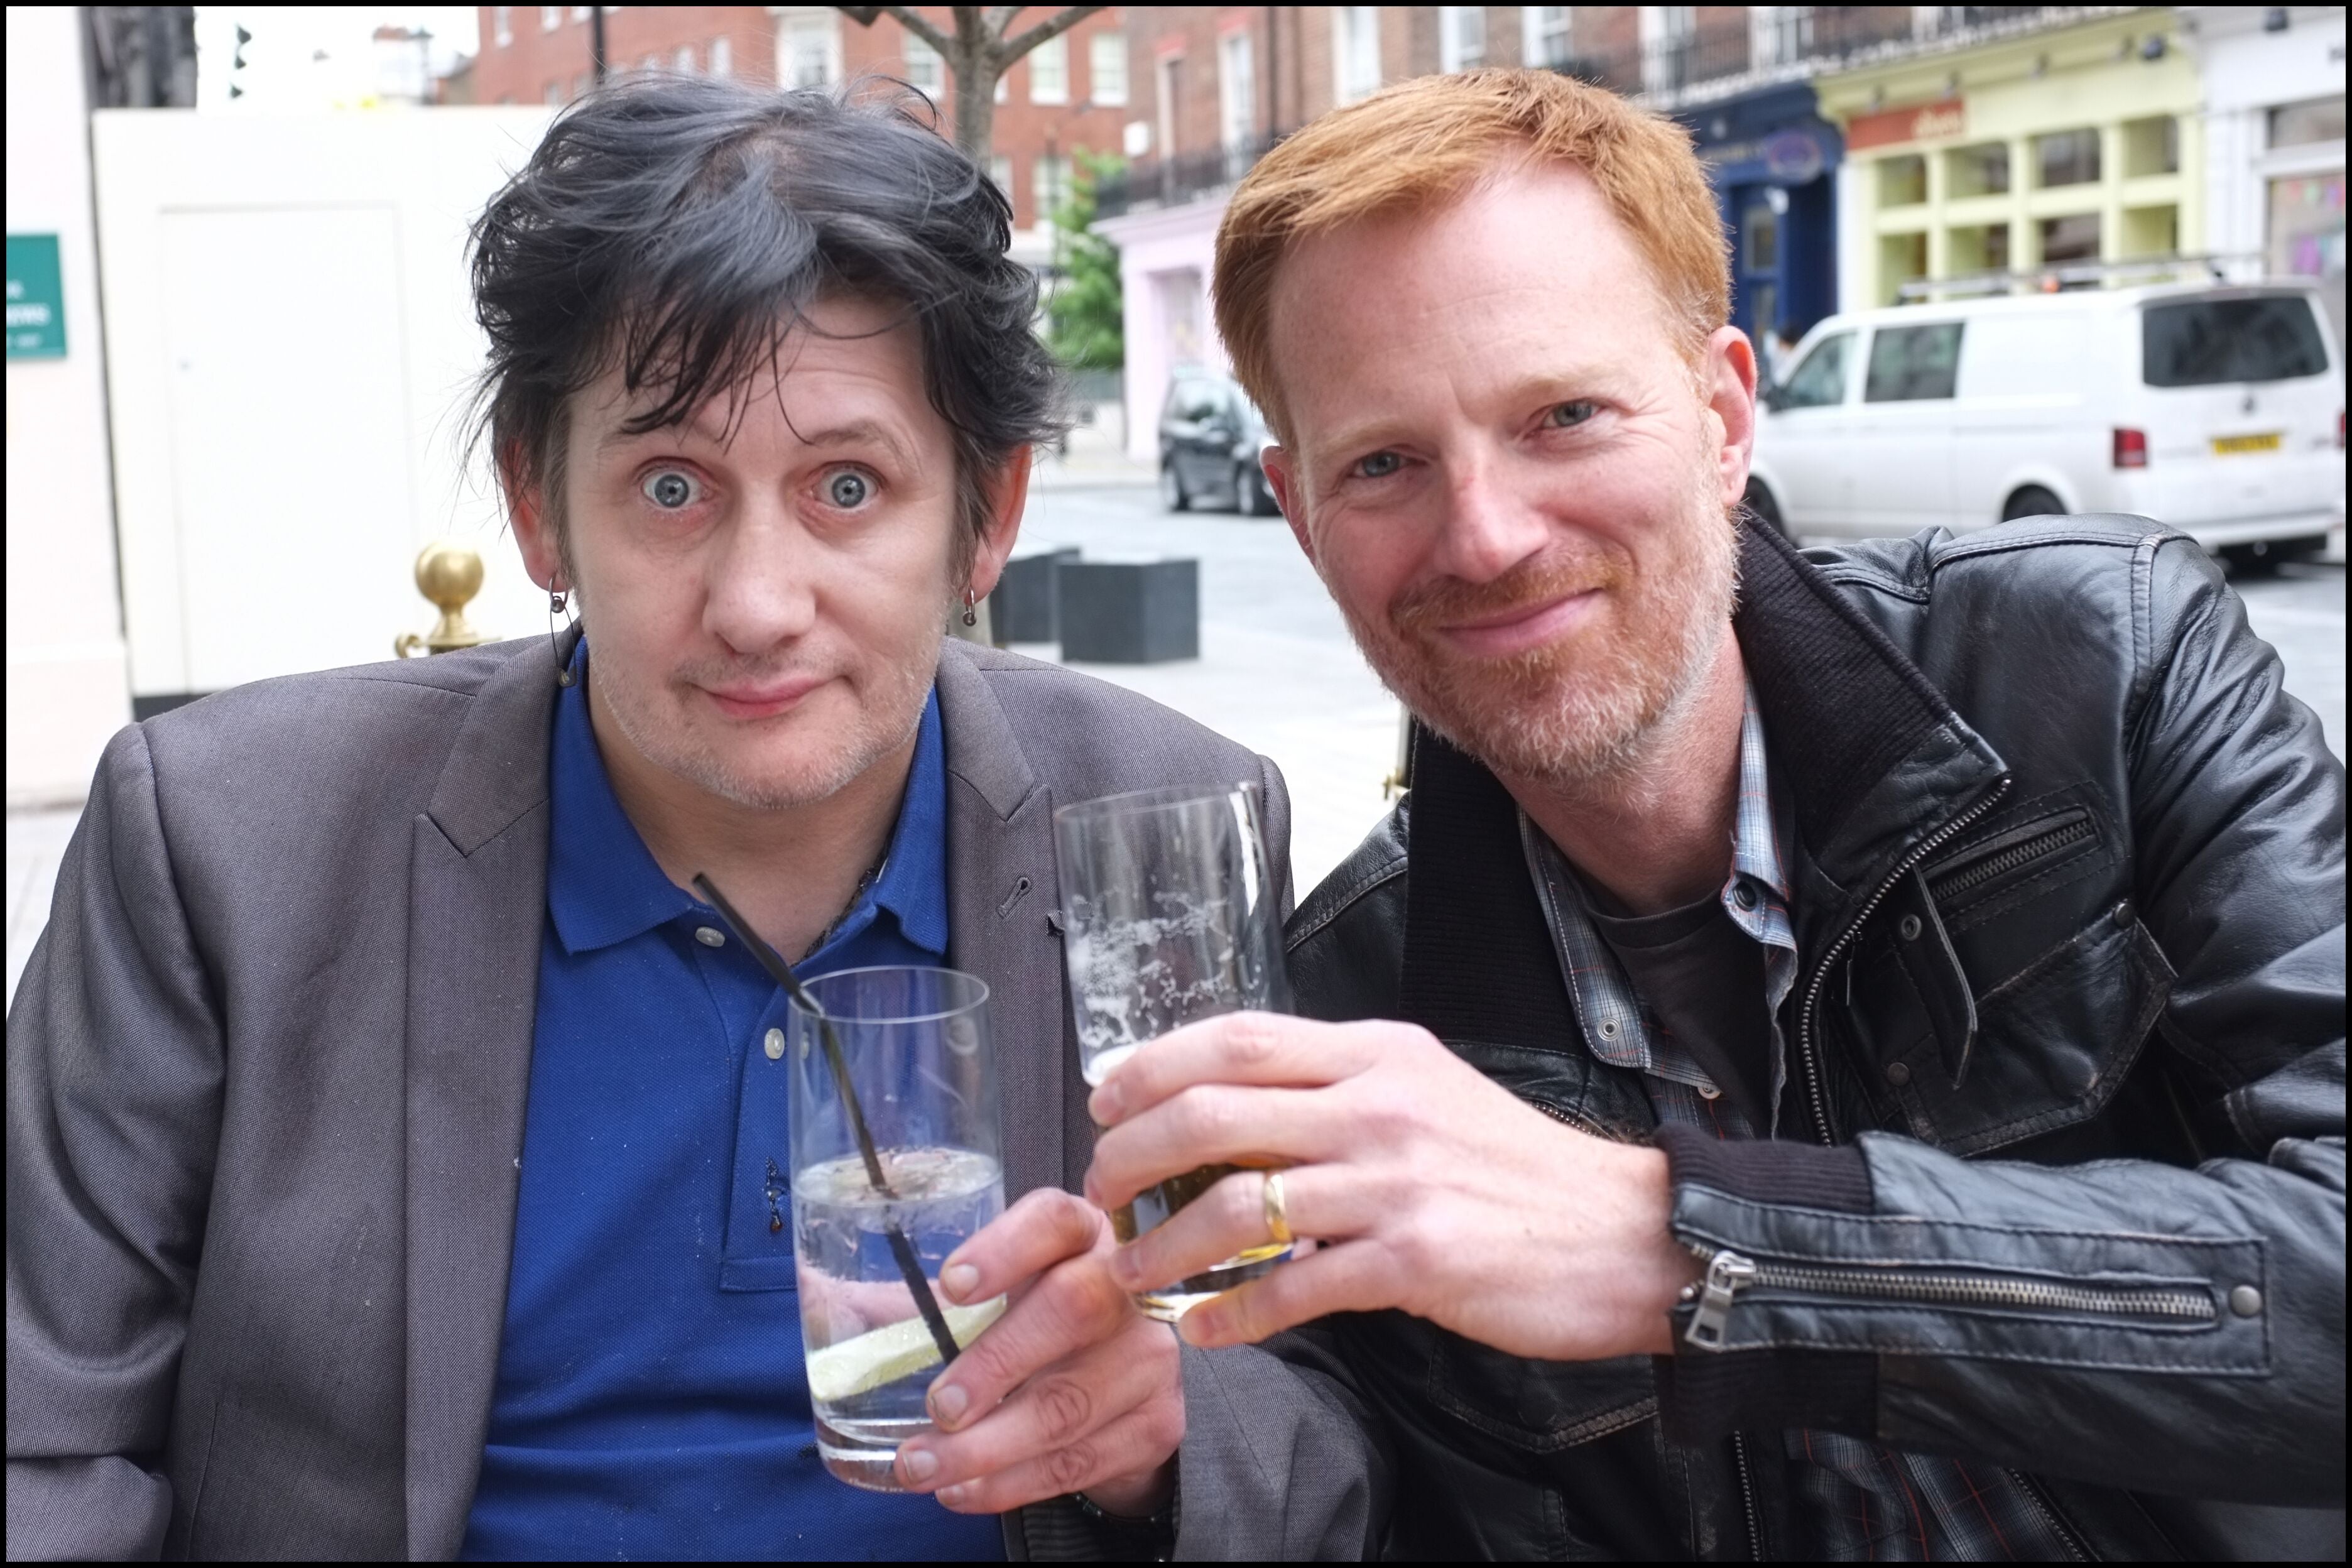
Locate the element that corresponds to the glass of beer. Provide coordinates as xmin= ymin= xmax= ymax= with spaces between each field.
xmin=788 ymin=966 xmax=1008 ymax=1490
xmin=1054 ymin=782 xmax=1293 ymax=1320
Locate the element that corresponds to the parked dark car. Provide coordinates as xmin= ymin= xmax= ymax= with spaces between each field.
xmin=1158 ymin=369 xmax=1278 ymax=516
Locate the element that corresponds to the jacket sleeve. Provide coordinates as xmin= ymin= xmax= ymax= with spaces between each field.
xmin=1172 ymin=1331 xmax=1393 ymax=1560
xmin=6 ymin=724 xmax=222 ymax=1559
xmin=1656 ymin=540 xmax=2346 ymax=1508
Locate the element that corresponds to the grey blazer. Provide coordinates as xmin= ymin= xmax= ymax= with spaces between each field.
xmin=6 ymin=637 xmax=1378 ymax=1560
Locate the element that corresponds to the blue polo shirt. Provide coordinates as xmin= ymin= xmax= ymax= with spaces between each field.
xmin=459 ymin=645 xmax=1002 ymax=1561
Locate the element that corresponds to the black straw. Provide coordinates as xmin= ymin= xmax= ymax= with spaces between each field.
xmin=694 ymin=873 xmax=964 ymax=1371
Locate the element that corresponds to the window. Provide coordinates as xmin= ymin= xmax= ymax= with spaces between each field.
xmin=1780 ymin=332 xmax=1853 ymax=408
xmin=781 ymin=15 xmax=837 ymax=89
xmin=540 ymin=7 xmax=562 ymax=32
xmin=1945 ymin=141 xmax=2009 ymax=197
xmin=1751 ymin=6 xmax=1813 ymax=68
xmin=493 ymin=6 xmax=513 ymax=46
xmin=1439 ymin=6 xmax=1485 ymax=72
xmin=1641 ymin=7 xmax=1696 ymax=94
xmin=1865 ymin=323 xmax=1963 ymax=402
xmin=1091 ymin=31 xmax=1127 ymax=106
xmin=570 ymin=5 xmax=591 ymax=20
xmin=2269 ymin=94 xmax=2346 ymax=149
xmin=905 ymin=37 xmax=944 ymax=94
xmin=709 ymin=36 xmax=731 ymax=78
xmin=1334 ymin=7 xmax=1379 ymax=106
xmin=1030 ymin=34 xmax=1067 ymax=104
xmin=2143 ymin=296 xmax=2329 ymax=387
xmin=1035 ymin=155 xmax=1072 ymax=222
xmin=674 ymin=45 xmax=696 ymax=74
xmin=1218 ymin=31 xmax=1254 ymax=151
xmin=1157 ymin=54 xmax=1182 ymax=161
xmin=988 ymin=156 xmax=1014 ymax=204
xmin=2035 ymin=128 xmax=2101 ymax=188
xmin=2039 ymin=212 xmax=2101 ymax=266
xmin=543 ymin=79 xmax=564 ymax=104
xmin=1524 ymin=6 xmax=1571 ymax=69
xmin=1878 ymin=154 xmax=1927 ymax=207
xmin=2122 ymin=116 xmax=2177 ymax=178
xmin=1743 ymin=205 xmax=1778 ymax=272
xmin=1947 ymin=222 xmax=2010 ymax=274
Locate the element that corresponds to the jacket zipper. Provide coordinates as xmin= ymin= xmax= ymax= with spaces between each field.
xmin=2011 ymin=1467 xmax=2094 ymax=1562
xmin=1731 ymin=1431 xmax=1764 ymax=1560
xmin=1684 ymin=1248 xmax=2216 ymax=1349
xmin=1925 ymin=811 xmax=2094 ymax=903
xmin=1795 ymin=775 xmax=2013 ymax=1143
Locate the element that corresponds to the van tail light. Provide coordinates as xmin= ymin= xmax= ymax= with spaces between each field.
xmin=2338 ymin=410 xmax=2344 ymax=449
xmin=2112 ymin=427 xmax=2149 ymax=469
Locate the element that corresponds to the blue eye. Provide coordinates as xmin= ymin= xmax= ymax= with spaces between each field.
xmin=1547 ymin=401 xmax=1598 ymax=428
xmin=641 ymin=469 xmax=700 ymax=509
xmin=825 ymin=470 xmax=873 ymax=508
xmin=1354 ymin=451 xmax=1402 ymax=480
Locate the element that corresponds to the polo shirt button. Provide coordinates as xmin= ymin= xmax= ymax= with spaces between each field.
xmin=695 ymin=926 xmax=726 ymax=949
xmin=764 ymin=1028 xmax=786 ymax=1061
xmin=1733 ymin=883 xmax=1758 ymax=911
xmin=1697 ymin=1083 xmax=1721 ymax=1100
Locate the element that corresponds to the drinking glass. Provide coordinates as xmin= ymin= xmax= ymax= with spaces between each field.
xmin=788 ymin=966 xmax=1006 ymax=1491
xmin=1054 ymin=782 xmax=1293 ymax=1320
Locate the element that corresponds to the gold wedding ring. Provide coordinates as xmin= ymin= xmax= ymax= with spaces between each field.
xmin=1261 ymin=1169 xmax=1293 ymax=1248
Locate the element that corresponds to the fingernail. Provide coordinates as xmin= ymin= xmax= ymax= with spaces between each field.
xmin=940 ymin=1262 xmax=979 ymax=1304
xmin=939 ymin=1483 xmax=973 ymax=1509
xmin=899 ymin=1446 xmax=939 ymax=1484
xmin=1179 ymin=1308 xmax=1224 ymax=1348
xmin=928 ymin=1381 xmax=969 ymax=1427
xmin=1107 ymin=1246 xmax=1141 ymax=1289
xmin=1090 ymin=1082 xmax=1123 ymax=1124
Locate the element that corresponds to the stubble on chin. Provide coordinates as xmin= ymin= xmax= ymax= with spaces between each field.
xmin=592 ymin=634 xmax=940 ymax=812
xmin=1344 ymin=491 xmax=1740 ymax=795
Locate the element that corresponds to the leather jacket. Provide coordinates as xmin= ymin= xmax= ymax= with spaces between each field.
xmin=1281 ymin=518 xmax=2346 ymax=1560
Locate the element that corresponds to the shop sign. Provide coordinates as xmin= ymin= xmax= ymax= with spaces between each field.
xmin=1847 ymin=99 xmax=1966 ymax=151
xmin=6 ymin=234 xmax=66 ymax=360
xmin=1702 ymin=128 xmax=1830 ymax=184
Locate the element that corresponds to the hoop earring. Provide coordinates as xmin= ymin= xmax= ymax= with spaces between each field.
xmin=962 ymin=589 xmax=977 ymax=628
xmin=549 ymin=586 xmax=579 ymax=687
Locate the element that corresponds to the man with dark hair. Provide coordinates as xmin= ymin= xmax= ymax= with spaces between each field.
xmin=1085 ymin=70 xmax=2345 ymax=1559
xmin=8 ymin=78 xmax=1255 ymax=1559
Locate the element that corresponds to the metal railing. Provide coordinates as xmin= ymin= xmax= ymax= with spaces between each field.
xmin=1096 ymin=130 xmax=1288 ymax=220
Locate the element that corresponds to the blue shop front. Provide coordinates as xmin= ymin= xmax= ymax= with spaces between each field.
xmin=1677 ymin=82 xmax=1843 ymax=362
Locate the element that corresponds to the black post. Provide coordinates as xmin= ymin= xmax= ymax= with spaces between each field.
xmin=589 ymin=5 xmax=606 ymax=82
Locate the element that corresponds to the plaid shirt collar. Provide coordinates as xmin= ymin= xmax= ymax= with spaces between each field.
xmin=1521 ymin=683 xmax=1798 ymax=1133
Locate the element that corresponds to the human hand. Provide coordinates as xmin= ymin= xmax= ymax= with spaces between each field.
xmin=893 ymin=1188 xmax=1182 ymax=1518
xmin=1084 ymin=1013 xmax=1701 ymax=1359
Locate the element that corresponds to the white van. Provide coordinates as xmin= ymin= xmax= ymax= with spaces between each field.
xmin=1747 ymin=283 xmax=2345 ymax=560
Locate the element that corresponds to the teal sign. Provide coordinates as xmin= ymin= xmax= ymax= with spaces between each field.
xmin=7 ymin=234 xmax=67 ymax=359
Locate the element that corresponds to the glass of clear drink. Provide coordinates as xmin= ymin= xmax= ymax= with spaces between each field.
xmin=788 ymin=965 xmax=1007 ymax=1491
xmin=1054 ymin=782 xmax=1293 ymax=1321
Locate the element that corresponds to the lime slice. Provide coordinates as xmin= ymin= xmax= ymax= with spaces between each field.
xmin=806 ymin=1295 xmax=1008 ymax=1405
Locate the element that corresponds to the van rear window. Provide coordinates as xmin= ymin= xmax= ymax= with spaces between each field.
xmin=1865 ymin=323 xmax=1963 ymax=401
xmin=2142 ymin=296 xmax=2328 ymax=386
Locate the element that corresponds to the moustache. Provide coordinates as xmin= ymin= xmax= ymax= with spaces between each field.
xmin=1390 ymin=554 xmax=1624 ymax=643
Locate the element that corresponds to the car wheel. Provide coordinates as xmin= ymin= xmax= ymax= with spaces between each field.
xmin=1236 ymin=462 xmax=1275 ymax=516
xmin=2219 ymin=539 xmax=2290 ymax=577
xmin=1741 ymin=478 xmax=1787 ymax=537
xmin=2000 ymin=486 xmax=2066 ymax=523
xmin=1160 ymin=460 xmax=1190 ymax=513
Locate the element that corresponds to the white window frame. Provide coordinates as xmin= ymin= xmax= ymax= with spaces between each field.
xmin=1522 ymin=6 xmax=1571 ymax=70
xmin=1333 ymin=6 xmax=1380 ymax=107
xmin=1640 ymin=7 xmax=1696 ymax=95
xmin=493 ymin=6 xmax=513 ymax=47
xmin=988 ymin=156 xmax=1015 ymax=207
xmin=777 ymin=13 xmax=841 ymax=90
xmin=1030 ymin=33 xmax=1069 ymax=104
xmin=673 ymin=43 xmax=696 ymax=74
xmin=1439 ymin=6 xmax=1485 ymax=73
xmin=904 ymin=36 xmax=944 ymax=94
xmin=709 ymin=35 xmax=732 ymax=78
xmin=1090 ymin=31 xmax=1128 ymax=107
xmin=540 ymin=6 xmax=562 ymax=33
xmin=1218 ymin=30 xmax=1255 ymax=151
xmin=1034 ymin=153 xmax=1072 ymax=222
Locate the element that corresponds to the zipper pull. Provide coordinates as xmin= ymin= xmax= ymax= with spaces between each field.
xmin=1685 ymin=1248 xmax=1758 ymax=1349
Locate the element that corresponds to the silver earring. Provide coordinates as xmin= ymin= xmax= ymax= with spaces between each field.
xmin=549 ymin=587 xmax=577 ymax=687
xmin=962 ymin=590 xmax=977 ymax=628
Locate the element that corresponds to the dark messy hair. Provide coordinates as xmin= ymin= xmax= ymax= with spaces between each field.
xmin=468 ymin=74 xmax=1065 ymax=568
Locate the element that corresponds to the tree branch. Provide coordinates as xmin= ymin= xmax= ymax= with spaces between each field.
xmin=854 ymin=4 xmax=956 ymax=58
xmin=1001 ymin=4 xmax=1104 ymax=65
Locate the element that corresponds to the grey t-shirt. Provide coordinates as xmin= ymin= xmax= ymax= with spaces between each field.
xmin=1583 ymin=891 xmax=1776 ymax=1131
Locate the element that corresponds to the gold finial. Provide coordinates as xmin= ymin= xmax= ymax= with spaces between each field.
xmin=394 ymin=541 xmax=493 ymax=658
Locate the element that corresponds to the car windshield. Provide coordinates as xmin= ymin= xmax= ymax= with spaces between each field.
xmin=2142 ymin=295 xmax=2329 ymax=387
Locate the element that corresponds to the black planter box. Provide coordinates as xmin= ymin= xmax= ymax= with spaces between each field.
xmin=989 ymin=546 xmax=1080 ymax=643
xmin=1057 ymin=558 xmax=1199 ymax=663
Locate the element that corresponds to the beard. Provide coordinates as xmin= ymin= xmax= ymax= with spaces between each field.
xmin=1339 ymin=457 xmax=1740 ymax=790
xmin=590 ymin=626 xmax=940 ymax=813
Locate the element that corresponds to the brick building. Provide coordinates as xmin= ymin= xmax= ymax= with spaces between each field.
xmin=467 ymin=6 xmax=1129 ymax=259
